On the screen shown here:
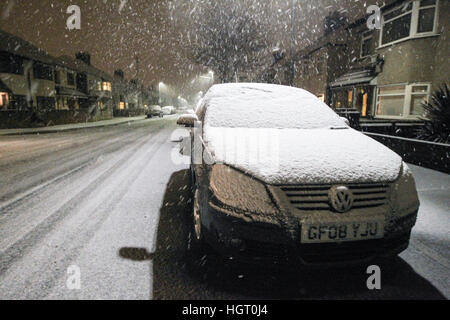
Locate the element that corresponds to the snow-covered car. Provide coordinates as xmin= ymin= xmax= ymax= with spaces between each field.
xmin=162 ymin=106 xmax=175 ymax=115
xmin=179 ymin=83 xmax=420 ymax=267
xmin=147 ymin=105 xmax=163 ymax=118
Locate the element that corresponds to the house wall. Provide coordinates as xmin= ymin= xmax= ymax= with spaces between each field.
xmin=293 ymin=0 xmax=449 ymax=121
xmin=432 ymin=0 xmax=450 ymax=89
xmin=55 ymin=66 xmax=77 ymax=89
xmin=368 ymin=0 xmax=448 ymax=88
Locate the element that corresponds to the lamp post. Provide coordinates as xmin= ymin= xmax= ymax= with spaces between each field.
xmin=158 ymin=82 xmax=164 ymax=105
xmin=288 ymin=0 xmax=296 ymax=87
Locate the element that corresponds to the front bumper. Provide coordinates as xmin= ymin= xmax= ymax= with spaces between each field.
xmin=202 ymin=200 xmax=417 ymax=267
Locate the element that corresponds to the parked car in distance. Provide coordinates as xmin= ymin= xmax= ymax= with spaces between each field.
xmin=178 ymin=83 xmax=420 ymax=268
xmin=162 ymin=106 xmax=175 ymax=115
xmin=147 ymin=105 xmax=163 ymax=118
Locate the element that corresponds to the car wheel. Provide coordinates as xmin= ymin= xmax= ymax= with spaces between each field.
xmin=185 ymin=187 xmax=209 ymax=271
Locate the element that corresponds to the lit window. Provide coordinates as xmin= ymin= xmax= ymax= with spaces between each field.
xmin=381 ymin=0 xmax=438 ymax=46
xmin=0 ymin=92 xmax=9 ymax=110
xmin=119 ymin=102 xmax=125 ymax=110
xmin=102 ymin=82 xmax=111 ymax=91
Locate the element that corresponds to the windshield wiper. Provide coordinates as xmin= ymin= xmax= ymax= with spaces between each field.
xmin=329 ymin=126 xmax=350 ymax=130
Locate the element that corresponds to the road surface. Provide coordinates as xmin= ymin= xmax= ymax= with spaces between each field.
xmin=0 ymin=117 xmax=448 ymax=299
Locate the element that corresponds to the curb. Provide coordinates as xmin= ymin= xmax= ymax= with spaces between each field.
xmin=0 ymin=116 xmax=147 ymax=136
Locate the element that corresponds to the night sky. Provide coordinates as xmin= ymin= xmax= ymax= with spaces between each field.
xmin=0 ymin=0 xmax=381 ymax=96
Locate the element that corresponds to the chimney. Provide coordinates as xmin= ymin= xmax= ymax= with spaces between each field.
xmin=76 ymin=52 xmax=91 ymax=65
xmin=324 ymin=11 xmax=348 ymax=35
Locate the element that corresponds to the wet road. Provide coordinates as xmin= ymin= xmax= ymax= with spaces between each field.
xmin=0 ymin=117 xmax=448 ymax=299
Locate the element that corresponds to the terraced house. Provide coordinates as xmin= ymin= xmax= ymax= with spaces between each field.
xmin=294 ymin=0 xmax=449 ymax=122
xmin=0 ymin=29 xmax=119 ymax=128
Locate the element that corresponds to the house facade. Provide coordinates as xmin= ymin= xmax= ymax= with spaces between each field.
xmin=0 ymin=28 xmax=156 ymax=128
xmin=294 ymin=0 xmax=449 ymax=121
xmin=0 ymin=30 xmax=56 ymax=113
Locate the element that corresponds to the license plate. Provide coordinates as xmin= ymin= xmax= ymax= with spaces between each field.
xmin=301 ymin=220 xmax=384 ymax=243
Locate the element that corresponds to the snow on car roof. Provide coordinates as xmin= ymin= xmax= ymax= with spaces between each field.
xmin=203 ymin=83 xmax=346 ymax=129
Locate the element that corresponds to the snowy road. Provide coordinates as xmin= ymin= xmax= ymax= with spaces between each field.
xmin=0 ymin=117 xmax=448 ymax=300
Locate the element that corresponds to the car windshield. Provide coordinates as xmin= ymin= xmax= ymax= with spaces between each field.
xmin=203 ymin=83 xmax=346 ymax=129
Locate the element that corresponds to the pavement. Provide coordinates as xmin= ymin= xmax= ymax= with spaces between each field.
xmin=0 ymin=116 xmax=147 ymax=136
xmin=0 ymin=117 xmax=448 ymax=300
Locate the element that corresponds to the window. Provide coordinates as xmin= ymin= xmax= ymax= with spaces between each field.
xmin=376 ymin=84 xmax=430 ymax=118
xmin=67 ymin=73 xmax=75 ymax=86
xmin=33 ymin=62 xmax=53 ymax=81
xmin=381 ymin=0 xmax=438 ymax=46
xmin=331 ymin=89 xmax=354 ymax=109
xmin=355 ymin=86 xmax=374 ymax=117
xmin=418 ymin=0 xmax=437 ymax=33
xmin=410 ymin=85 xmax=429 ymax=116
xmin=119 ymin=102 xmax=125 ymax=110
xmin=0 ymin=92 xmax=9 ymax=110
xmin=54 ymin=71 xmax=60 ymax=84
xmin=0 ymin=52 xmax=24 ymax=75
xmin=102 ymin=81 xmax=112 ymax=91
xmin=36 ymin=96 xmax=55 ymax=111
xmin=8 ymin=95 xmax=27 ymax=111
xmin=361 ymin=31 xmax=375 ymax=57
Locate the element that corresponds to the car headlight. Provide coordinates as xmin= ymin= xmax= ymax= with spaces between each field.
xmin=391 ymin=162 xmax=420 ymax=217
xmin=209 ymin=164 xmax=280 ymax=220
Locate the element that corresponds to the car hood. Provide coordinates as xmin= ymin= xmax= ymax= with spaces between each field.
xmin=203 ymin=126 xmax=403 ymax=185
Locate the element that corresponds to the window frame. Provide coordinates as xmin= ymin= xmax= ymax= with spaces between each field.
xmin=375 ymin=83 xmax=431 ymax=119
xmin=33 ymin=62 xmax=54 ymax=81
xmin=360 ymin=31 xmax=374 ymax=58
xmin=379 ymin=0 xmax=439 ymax=48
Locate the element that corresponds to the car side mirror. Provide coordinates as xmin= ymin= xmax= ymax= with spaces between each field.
xmin=177 ymin=114 xmax=198 ymax=127
xmin=340 ymin=117 xmax=350 ymax=126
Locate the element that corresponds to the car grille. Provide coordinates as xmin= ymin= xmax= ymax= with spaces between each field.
xmin=280 ymin=184 xmax=389 ymax=211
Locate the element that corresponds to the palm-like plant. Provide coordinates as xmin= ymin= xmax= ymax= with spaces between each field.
xmin=416 ymin=84 xmax=450 ymax=144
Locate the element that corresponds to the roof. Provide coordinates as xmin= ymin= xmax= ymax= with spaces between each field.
xmin=0 ymin=28 xmax=113 ymax=81
xmin=56 ymin=56 xmax=113 ymax=81
xmin=0 ymin=79 xmax=12 ymax=93
xmin=329 ymin=69 xmax=376 ymax=88
xmin=0 ymin=29 xmax=55 ymax=65
xmin=56 ymin=87 xmax=88 ymax=98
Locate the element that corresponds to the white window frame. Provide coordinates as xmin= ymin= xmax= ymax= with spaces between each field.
xmin=375 ymin=83 xmax=431 ymax=119
xmin=360 ymin=31 xmax=374 ymax=58
xmin=379 ymin=0 xmax=439 ymax=48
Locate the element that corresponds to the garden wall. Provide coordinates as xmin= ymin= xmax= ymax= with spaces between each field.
xmin=366 ymin=132 xmax=450 ymax=174
xmin=0 ymin=109 xmax=113 ymax=129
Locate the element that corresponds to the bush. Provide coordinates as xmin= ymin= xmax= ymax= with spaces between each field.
xmin=416 ymin=84 xmax=450 ymax=144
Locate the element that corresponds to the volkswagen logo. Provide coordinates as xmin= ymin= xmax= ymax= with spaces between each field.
xmin=329 ymin=186 xmax=354 ymax=213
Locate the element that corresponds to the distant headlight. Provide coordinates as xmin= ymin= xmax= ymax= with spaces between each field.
xmin=209 ymin=164 xmax=280 ymax=219
xmin=391 ymin=162 xmax=420 ymax=216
